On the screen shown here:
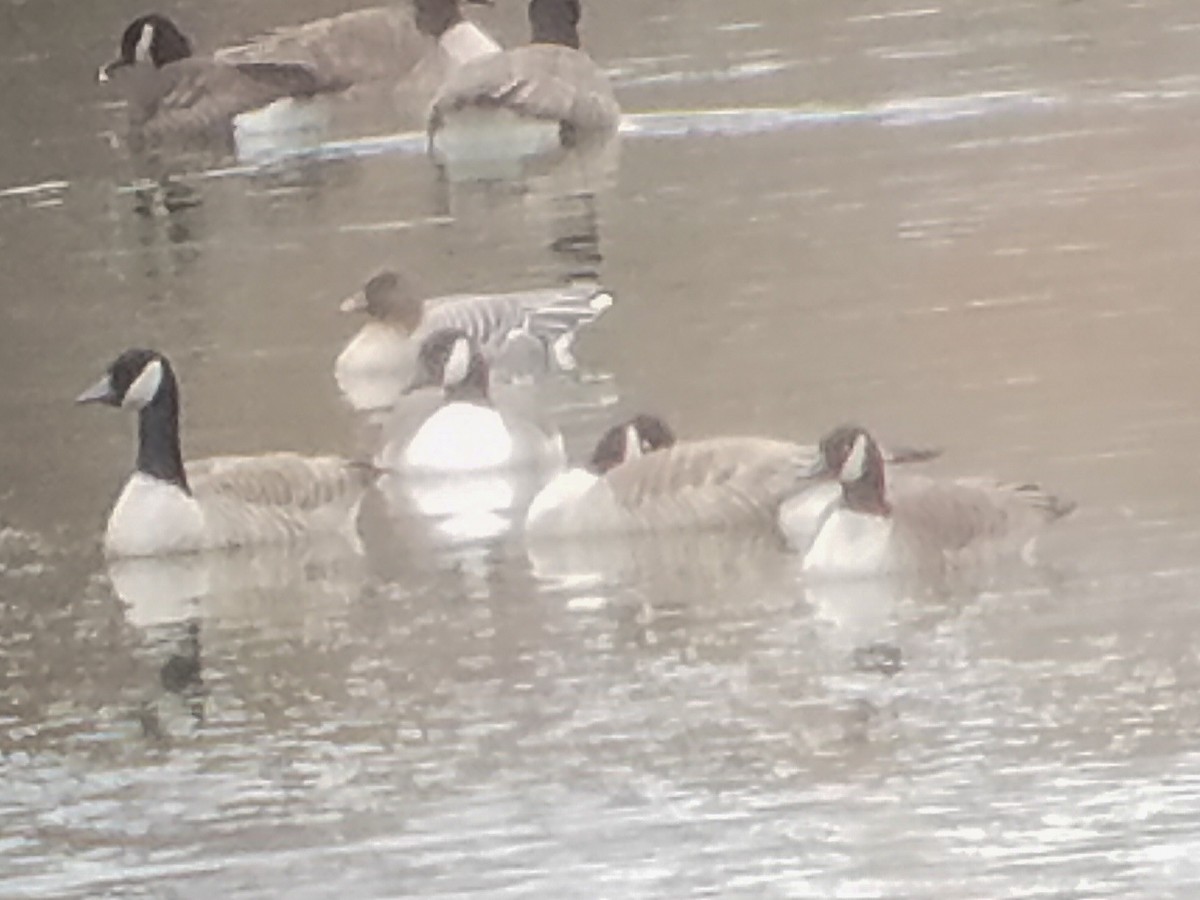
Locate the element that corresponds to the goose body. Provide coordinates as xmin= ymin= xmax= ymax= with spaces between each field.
xmin=99 ymin=15 xmax=332 ymax=144
xmin=215 ymin=1 xmax=499 ymax=95
xmin=78 ymin=349 xmax=373 ymax=558
xmin=377 ymin=329 xmax=565 ymax=474
xmin=428 ymin=0 xmax=619 ymax=165
xmin=525 ymin=432 xmax=818 ymax=539
xmin=335 ymin=269 xmax=612 ymax=406
xmin=800 ymin=425 xmax=1074 ymax=578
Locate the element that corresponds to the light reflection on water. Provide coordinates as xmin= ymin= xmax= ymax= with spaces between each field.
xmin=4 ymin=0 xmax=1200 ymax=896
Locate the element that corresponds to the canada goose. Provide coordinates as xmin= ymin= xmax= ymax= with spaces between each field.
xmin=215 ymin=0 xmax=499 ymax=95
xmin=98 ymin=14 xmax=333 ymax=144
xmin=335 ymin=269 xmax=613 ymax=401
xmin=77 ymin=349 xmax=374 ymax=558
xmin=800 ymin=425 xmax=1074 ymax=578
xmin=524 ymin=432 xmax=817 ymax=539
xmin=376 ymin=329 xmax=565 ymax=473
xmin=428 ymin=0 xmax=619 ymax=164
xmin=524 ymin=417 xmax=941 ymax=539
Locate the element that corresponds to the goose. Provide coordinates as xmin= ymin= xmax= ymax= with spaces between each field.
xmin=524 ymin=416 xmax=941 ymax=539
xmin=335 ymin=268 xmax=613 ymax=398
xmin=77 ymin=349 xmax=374 ymax=558
xmin=214 ymin=0 xmax=499 ymax=96
xmin=97 ymin=14 xmax=339 ymax=145
xmin=799 ymin=425 xmax=1074 ymax=578
xmin=376 ymin=329 xmax=565 ymax=473
xmin=428 ymin=0 xmax=620 ymax=165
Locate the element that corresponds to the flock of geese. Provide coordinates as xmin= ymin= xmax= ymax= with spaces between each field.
xmin=83 ymin=0 xmax=1075 ymax=582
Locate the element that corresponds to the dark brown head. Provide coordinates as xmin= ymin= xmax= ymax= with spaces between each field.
xmin=590 ymin=414 xmax=675 ymax=473
xmin=404 ymin=328 xmax=490 ymax=403
xmin=339 ymin=270 xmax=422 ymax=332
xmin=815 ymin=424 xmax=890 ymax=516
xmin=99 ymin=14 xmax=192 ymax=81
xmin=529 ymin=0 xmax=581 ymax=49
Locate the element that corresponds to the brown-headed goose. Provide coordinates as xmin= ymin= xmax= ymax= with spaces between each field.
xmin=800 ymin=425 xmax=1074 ymax=578
xmin=428 ymin=0 xmax=619 ymax=165
xmin=77 ymin=349 xmax=374 ymax=558
xmin=215 ymin=0 xmax=499 ymax=95
xmin=335 ymin=269 xmax=613 ymax=402
xmin=98 ymin=14 xmax=335 ymax=144
xmin=376 ymin=329 xmax=565 ymax=474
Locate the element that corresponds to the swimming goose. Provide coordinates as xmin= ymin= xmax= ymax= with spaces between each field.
xmin=800 ymin=425 xmax=1074 ymax=578
xmin=335 ymin=268 xmax=613 ymax=394
xmin=524 ymin=417 xmax=941 ymax=539
xmin=524 ymin=428 xmax=818 ymax=539
xmin=77 ymin=349 xmax=374 ymax=558
xmin=428 ymin=0 xmax=620 ymax=164
xmin=98 ymin=14 xmax=331 ymax=144
xmin=215 ymin=0 xmax=499 ymax=95
xmin=377 ymin=329 xmax=565 ymax=473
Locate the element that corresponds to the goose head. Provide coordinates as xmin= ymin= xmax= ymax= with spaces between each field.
xmin=339 ymin=270 xmax=423 ymax=333
xmin=404 ymin=328 xmax=490 ymax=402
xmin=76 ymin=348 xmax=175 ymax=411
xmin=99 ymin=14 xmax=193 ymax=82
xmin=589 ymin=414 xmax=675 ymax=473
xmin=77 ymin=348 xmax=189 ymax=490
xmin=812 ymin=424 xmax=890 ymax=516
xmin=529 ymin=0 xmax=582 ymax=49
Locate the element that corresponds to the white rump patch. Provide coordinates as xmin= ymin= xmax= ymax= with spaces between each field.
xmin=443 ymin=337 xmax=472 ymax=386
xmin=135 ymin=22 xmax=156 ymax=63
xmin=841 ymin=434 xmax=868 ymax=483
xmin=123 ymin=359 xmax=163 ymax=410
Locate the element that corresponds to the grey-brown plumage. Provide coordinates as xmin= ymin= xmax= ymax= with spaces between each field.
xmin=215 ymin=0 xmax=498 ymax=93
xmin=525 ymin=418 xmax=942 ymax=540
xmin=428 ymin=0 xmax=619 ymax=154
xmin=525 ymin=437 xmax=818 ymax=538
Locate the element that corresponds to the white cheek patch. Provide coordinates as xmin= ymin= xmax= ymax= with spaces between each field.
xmin=443 ymin=338 xmax=471 ymax=386
xmin=841 ymin=434 xmax=868 ymax=483
xmin=625 ymin=425 xmax=643 ymax=461
xmin=123 ymin=359 xmax=163 ymax=409
xmin=135 ymin=23 xmax=155 ymax=63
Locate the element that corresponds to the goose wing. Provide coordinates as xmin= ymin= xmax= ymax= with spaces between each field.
xmin=430 ymin=45 xmax=619 ymax=134
xmin=215 ymin=7 xmax=430 ymax=91
xmin=598 ymin=438 xmax=818 ymax=532
xmin=422 ymin=285 xmax=613 ymax=352
xmin=184 ymin=454 xmax=374 ymax=548
xmin=889 ymin=473 xmax=1073 ymax=554
xmin=138 ymin=59 xmax=324 ymax=136
xmin=189 ymin=454 xmax=375 ymax=511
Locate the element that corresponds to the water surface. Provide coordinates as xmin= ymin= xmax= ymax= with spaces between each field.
xmin=4 ymin=0 xmax=1200 ymax=896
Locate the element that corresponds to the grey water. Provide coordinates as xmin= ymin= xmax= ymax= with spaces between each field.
xmin=4 ymin=0 xmax=1200 ymax=896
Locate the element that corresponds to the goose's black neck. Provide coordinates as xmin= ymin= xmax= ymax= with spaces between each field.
xmin=136 ymin=371 xmax=189 ymax=492
xmin=841 ymin=451 xmax=890 ymax=517
xmin=529 ymin=0 xmax=581 ymax=49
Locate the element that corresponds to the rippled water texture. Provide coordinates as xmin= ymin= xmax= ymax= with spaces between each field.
xmin=5 ymin=0 xmax=1200 ymax=896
